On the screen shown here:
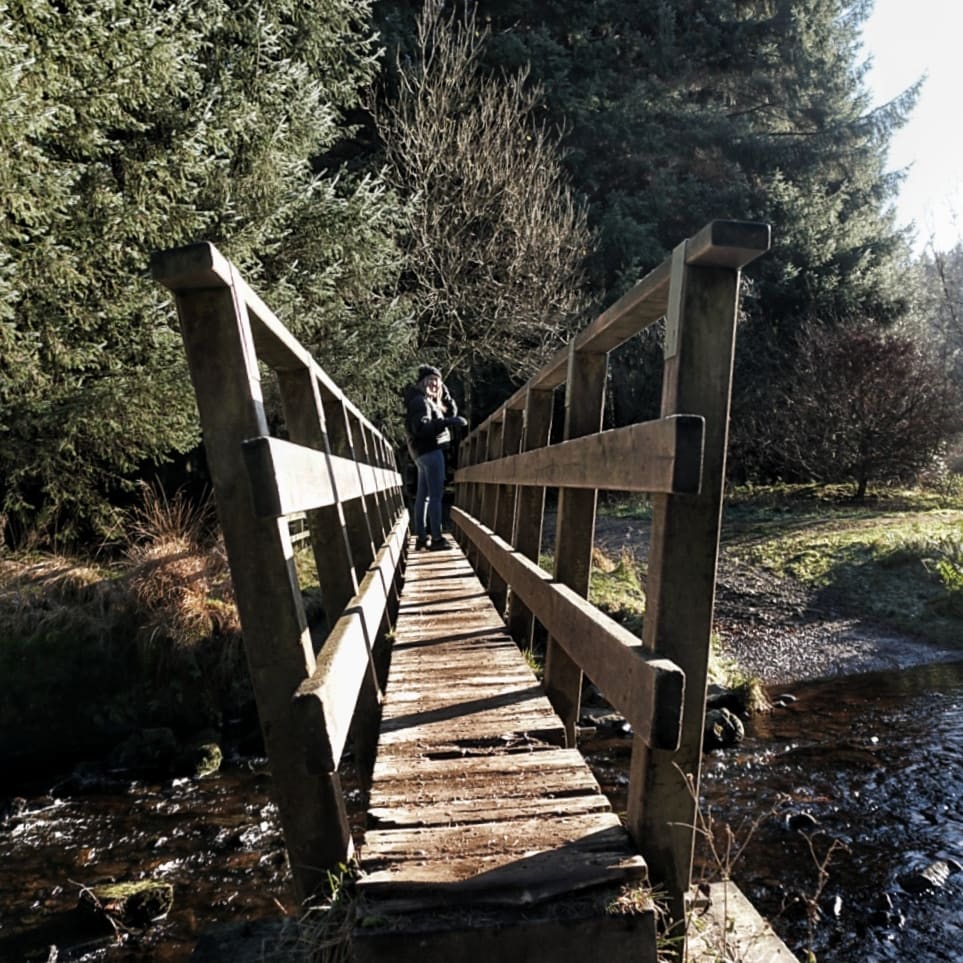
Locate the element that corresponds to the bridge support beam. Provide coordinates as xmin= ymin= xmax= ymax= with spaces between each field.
xmin=152 ymin=244 xmax=357 ymax=903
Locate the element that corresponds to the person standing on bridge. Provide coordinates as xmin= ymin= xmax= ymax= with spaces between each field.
xmin=405 ymin=364 xmax=466 ymax=551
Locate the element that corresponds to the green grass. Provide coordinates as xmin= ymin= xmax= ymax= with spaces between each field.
xmin=588 ymin=551 xmax=646 ymax=635
xmin=721 ymin=484 xmax=963 ymax=648
xmin=539 ymin=547 xmax=647 ymax=636
xmin=598 ymin=492 xmax=652 ymax=521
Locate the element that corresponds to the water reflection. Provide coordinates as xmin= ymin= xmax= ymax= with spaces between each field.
xmin=699 ymin=660 xmax=963 ymax=962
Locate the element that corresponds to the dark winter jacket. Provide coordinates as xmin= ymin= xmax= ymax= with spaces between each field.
xmin=405 ymin=383 xmax=459 ymax=457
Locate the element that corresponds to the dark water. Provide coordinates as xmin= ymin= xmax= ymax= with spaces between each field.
xmin=0 ymin=758 xmax=292 ymax=961
xmin=695 ymin=660 xmax=963 ymax=962
xmin=7 ymin=662 xmax=963 ymax=962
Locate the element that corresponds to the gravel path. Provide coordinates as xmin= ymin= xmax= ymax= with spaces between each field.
xmin=713 ymin=563 xmax=963 ymax=686
xmin=586 ymin=514 xmax=963 ymax=687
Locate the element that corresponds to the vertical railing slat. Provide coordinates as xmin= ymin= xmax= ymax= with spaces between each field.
xmin=543 ymin=343 xmax=607 ymax=746
xmin=488 ymin=408 xmax=523 ymax=615
xmin=323 ymin=393 xmax=377 ymax=574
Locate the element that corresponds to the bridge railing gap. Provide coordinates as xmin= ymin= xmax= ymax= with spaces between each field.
xmin=454 ymin=219 xmax=770 ymax=928
xmin=150 ymin=243 xmax=408 ymax=904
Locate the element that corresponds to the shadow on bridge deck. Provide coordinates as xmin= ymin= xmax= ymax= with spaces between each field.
xmin=352 ymin=536 xmax=657 ymax=962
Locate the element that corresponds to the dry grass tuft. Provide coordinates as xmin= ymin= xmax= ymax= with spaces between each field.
xmin=591 ymin=545 xmax=618 ymax=573
xmin=0 ymin=556 xmax=127 ymax=643
xmin=124 ymin=486 xmax=239 ymax=649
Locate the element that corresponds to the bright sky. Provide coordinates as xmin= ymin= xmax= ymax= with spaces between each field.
xmin=862 ymin=0 xmax=963 ymax=254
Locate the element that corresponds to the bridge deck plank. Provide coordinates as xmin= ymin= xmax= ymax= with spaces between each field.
xmin=357 ymin=539 xmax=647 ymax=916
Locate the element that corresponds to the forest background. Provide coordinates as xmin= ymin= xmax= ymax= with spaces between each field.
xmin=3 ymin=0 xmax=963 ymax=546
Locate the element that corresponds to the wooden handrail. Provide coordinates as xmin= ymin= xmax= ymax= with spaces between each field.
xmin=152 ymin=242 xmax=408 ymax=903
xmin=456 ymin=414 xmax=704 ymax=493
xmin=452 ymin=218 xmax=771 ymax=932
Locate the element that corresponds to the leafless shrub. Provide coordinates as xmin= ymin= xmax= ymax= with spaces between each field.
xmin=374 ymin=5 xmax=593 ymax=413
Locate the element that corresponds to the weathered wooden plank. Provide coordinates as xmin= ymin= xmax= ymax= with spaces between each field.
xmin=684 ymin=219 xmax=771 ymax=269
xmin=381 ymin=668 xmax=538 ymax=686
xmin=276 ymin=368 xmax=358 ymax=633
xmin=377 ymin=708 xmax=565 ymax=749
xmin=294 ymin=513 xmax=408 ymax=772
xmin=379 ymin=680 xmax=547 ymax=702
xmin=369 ymin=792 xmax=612 ymax=829
xmin=454 ymin=415 xmax=704 ymax=493
xmin=371 ymin=746 xmax=594 ymax=785
xmin=451 ymin=506 xmax=684 ymax=751
xmin=488 ymin=408 xmax=522 ymax=613
xmin=362 ymin=810 xmax=636 ymax=860
xmin=360 ymin=812 xmax=644 ymax=896
xmin=370 ymin=769 xmax=602 ymax=805
xmin=370 ymin=770 xmax=601 ymax=809
xmin=241 ymin=435 xmax=401 ymax=517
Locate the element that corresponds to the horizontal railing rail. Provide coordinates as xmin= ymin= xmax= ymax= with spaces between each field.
xmin=452 ymin=507 xmax=684 ymax=750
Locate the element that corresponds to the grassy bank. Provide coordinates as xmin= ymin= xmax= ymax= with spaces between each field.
xmin=721 ymin=484 xmax=963 ymax=648
xmin=0 ymin=490 xmax=251 ymax=771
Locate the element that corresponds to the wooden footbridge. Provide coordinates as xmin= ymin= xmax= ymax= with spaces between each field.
xmin=152 ymin=221 xmax=786 ymax=962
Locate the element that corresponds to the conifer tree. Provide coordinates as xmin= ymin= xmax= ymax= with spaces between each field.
xmin=376 ymin=0 xmax=921 ymax=478
xmin=0 ymin=0 xmax=409 ymax=543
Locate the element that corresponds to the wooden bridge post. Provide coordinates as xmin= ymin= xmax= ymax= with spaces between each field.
xmin=359 ymin=422 xmax=393 ymax=545
xmin=152 ymin=249 xmax=351 ymax=903
xmin=454 ymin=435 xmax=471 ymax=552
xmin=276 ymin=369 xmax=359 ymax=633
xmin=476 ymin=424 xmax=499 ymax=584
xmin=544 ymin=342 xmax=607 ymax=746
xmin=487 ymin=408 xmax=522 ymax=614
xmin=463 ymin=427 xmax=487 ymax=567
xmin=323 ymin=395 xmax=378 ymax=574
xmin=506 ymin=388 xmax=554 ymax=648
xmin=626 ymin=226 xmax=763 ymax=937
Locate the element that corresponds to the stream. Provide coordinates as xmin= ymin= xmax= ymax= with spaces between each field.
xmin=0 ymin=755 xmax=293 ymax=961
xmin=702 ymin=659 xmax=963 ymax=962
xmin=594 ymin=658 xmax=963 ymax=962
xmin=6 ymin=660 xmax=963 ymax=961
